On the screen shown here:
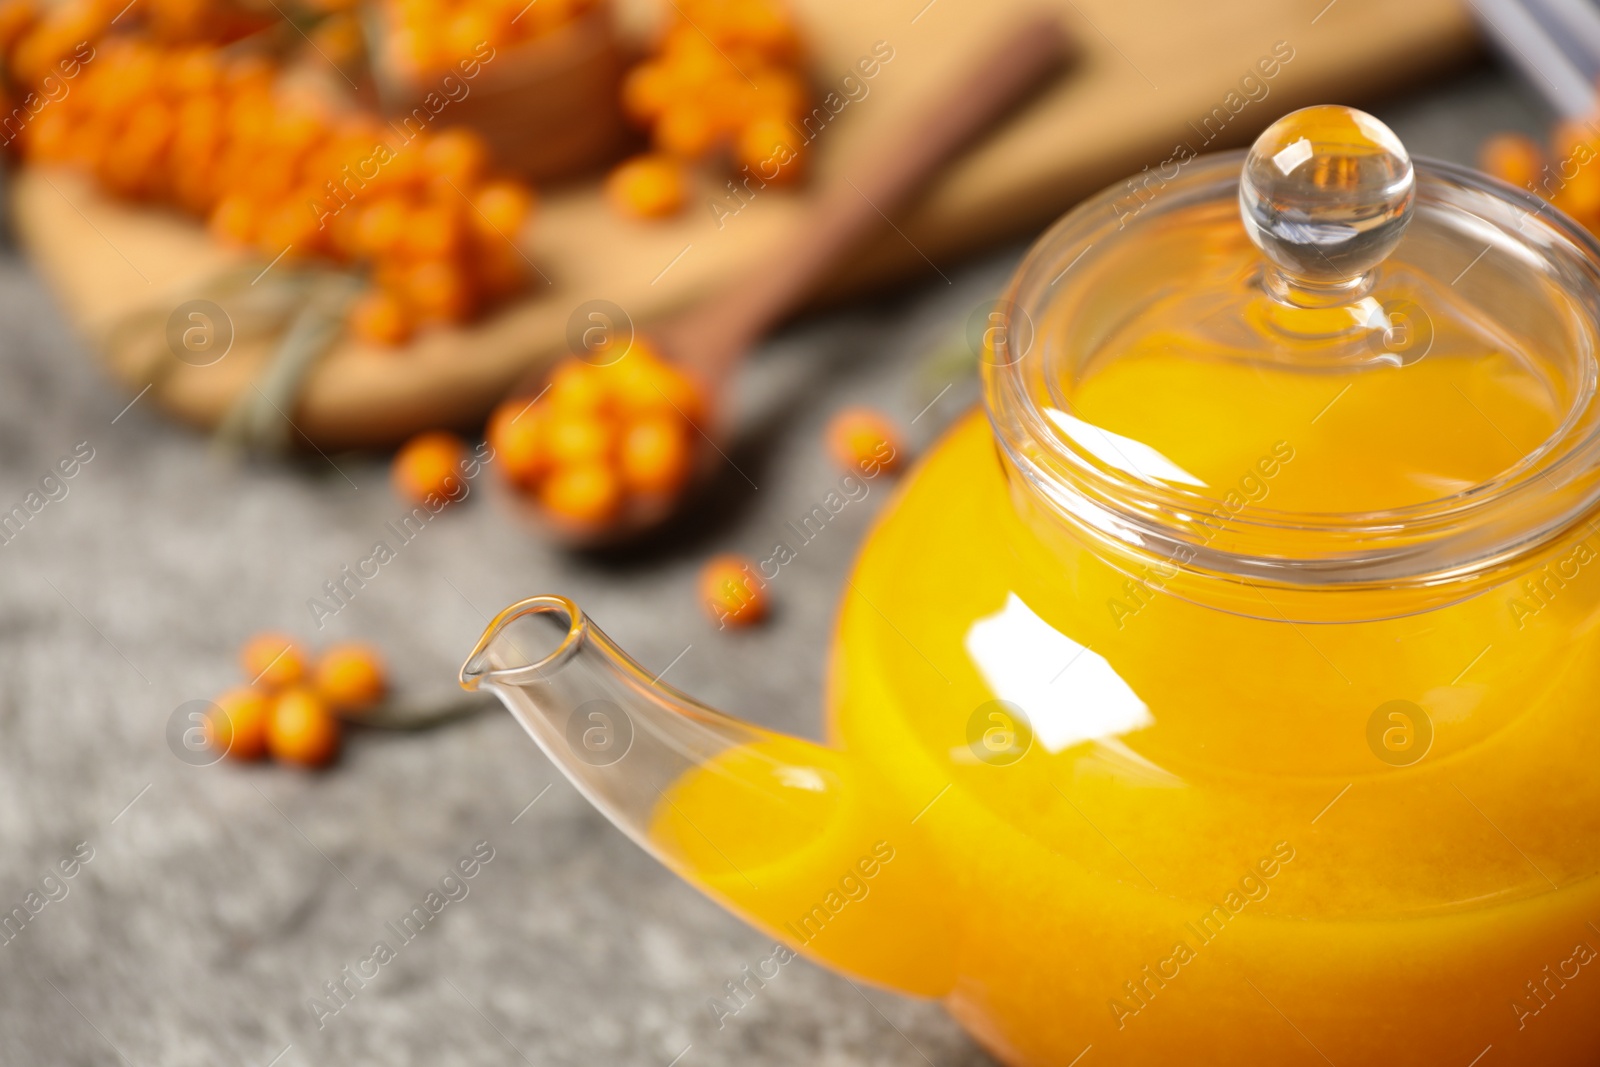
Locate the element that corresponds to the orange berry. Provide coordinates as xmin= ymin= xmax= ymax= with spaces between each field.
xmin=404 ymin=258 xmax=476 ymax=323
xmin=323 ymin=202 xmax=365 ymax=263
xmin=1554 ymin=167 xmax=1600 ymax=224
xmin=374 ymin=136 xmax=427 ymax=192
xmin=605 ymin=364 xmax=652 ymax=418
xmin=240 ymin=632 xmax=307 ymax=689
xmin=1480 ymin=133 xmax=1543 ymax=192
xmin=545 ymin=411 xmax=613 ymax=466
xmin=209 ymin=193 xmax=261 ymax=246
xmin=539 ymin=462 xmax=621 ymax=526
xmin=826 ymin=407 xmax=903 ymax=475
xmin=654 ymin=101 xmax=720 ymax=158
xmin=21 ymin=107 xmax=71 ymax=163
xmin=658 ymin=25 xmax=722 ymax=85
xmin=546 ymin=359 xmax=611 ymax=413
xmin=486 ymin=397 xmax=548 ymax=487
xmin=619 ymin=415 xmax=692 ymax=496
xmin=646 ymin=360 xmax=709 ymax=425
xmin=509 ymin=0 xmax=574 ymax=34
xmin=746 ymin=68 xmax=807 ymax=121
xmin=422 ymin=127 xmax=488 ymax=188
xmin=720 ymin=5 xmax=801 ymax=62
xmin=621 ymin=60 xmax=675 ymax=125
xmin=312 ymin=642 xmax=387 ymax=713
xmin=605 ymin=154 xmax=686 ymax=219
xmin=402 ymin=203 xmax=465 ymax=260
xmin=393 ymin=430 xmax=468 ymax=504
xmin=0 ymin=0 xmax=38 ymax=56
xmin=470 ymin=179 xmax=533 ymax=242
xmin=349 ymin=288 xmax=414 ymax=346
xmin=1550 ymin=120 xmax=1594 ymax=165
xmin=267 ymin=687 xmax=341 ymax=767
xmin=608 ymin=352 xmax=677 ymax=418
xmin=698 ymin=554 xmax=767 ymax=628
xmin=237 ymin=151 xmax=300 ymax=204
xmin=388 ymin=25 xmax=440 ymax=74
xmin=443 ymin=7 xmax=492 ymax=66
xmin=257 ymin=198 xmax=325 ymax=259
xmin=354 ymin=197 xmax=408 ymax=258
xmin=205 ymin=686 xmax=271 ymax=761
xmin=737 ymin=115 xmax=805 ymax=186
xmin=224 ymin=53 xmax=276 ymax=96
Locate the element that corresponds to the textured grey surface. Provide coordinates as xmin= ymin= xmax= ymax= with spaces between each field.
xmin=0 ymin=63 xmax=1547 ymax=1067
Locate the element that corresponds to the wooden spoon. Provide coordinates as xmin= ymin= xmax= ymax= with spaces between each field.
xmin=525 ymin=11 xmax=1073 ymax=545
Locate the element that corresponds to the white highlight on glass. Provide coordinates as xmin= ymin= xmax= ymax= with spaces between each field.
xmin=1046 ymin=409 xmax=1206 ymax=487
xmin=965 ymin=593 xmax=1154 ymax=754
xmin=1272 ymin=136 xmax=1314 ymax=176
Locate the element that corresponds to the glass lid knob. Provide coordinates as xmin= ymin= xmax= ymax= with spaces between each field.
xmin=1240 ymin=105 xmax=1415 ymax=305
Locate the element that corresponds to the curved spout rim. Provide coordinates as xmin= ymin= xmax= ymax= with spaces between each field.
xmin=458 ymin=594 xmax=586 ymax=690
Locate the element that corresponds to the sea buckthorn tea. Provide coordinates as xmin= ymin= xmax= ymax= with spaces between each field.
xmin=468 ymin=107 xmax=1600 ymax=1066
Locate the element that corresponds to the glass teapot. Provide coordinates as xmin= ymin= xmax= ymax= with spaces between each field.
xmin=462 ymin=107 xmax=1600 ymax=1065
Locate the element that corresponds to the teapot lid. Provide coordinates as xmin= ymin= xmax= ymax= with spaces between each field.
xmin=985 ymin=106 xmax=1600 ymax=619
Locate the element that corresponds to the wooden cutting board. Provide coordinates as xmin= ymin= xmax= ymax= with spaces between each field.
xmin=11 ymin=0 xmax=1476 ymax=450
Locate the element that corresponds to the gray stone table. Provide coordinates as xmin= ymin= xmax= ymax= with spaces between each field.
xmin=0 ymin=65 xmax=1547 ymax=1066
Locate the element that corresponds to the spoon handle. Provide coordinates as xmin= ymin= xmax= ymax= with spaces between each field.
xmin=662 ymin=11 xmax=1073 ymax=383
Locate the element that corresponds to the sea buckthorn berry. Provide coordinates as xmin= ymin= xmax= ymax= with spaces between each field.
xmin=402 ymin=203 xmax=464 ymax=260
xmin=539 ymin=462 xmax=621 ymax=526
xmin=545 ymin=411 xmax=614 ymax=467
xmin=209 ymin=193 xmax=260 ymax=245
xmin=649 ymin=361 xmax=708 ymax=425
xmin=486 ymin=397 xmax=547 ymax=486
xmin=1555 ymin=168 xmax=1600 ymax=225
xmin=608 ymin=355 xmax=674 ymax=419
xmin=699 ymin=554 xmax=768 ymax=628
xmin=1550 ymin=120 xmax=1595 ymax=164
xmin=621 ymin=60 xmax=675 ymax=125
xmin=349 ymin=288 xmax=414 ymax=347
xmin=354 ymin=197 xmax=408 ymax=258
xmin=257 ymin=198 xmax=325 ymax=258
xmin=606 ymin=154 xmax=686 ymax=219
xmin=267 ymin=687 xmax=341 ymax=767
xmin=23 ymin=107 xmax=70 ymax=162
xmin=606 ymin=351 xmax=704 ymax=421
xmin=1480 ymin=133 xmax=1543 ymax=192
xmin=0 ymin=0 xmax=38 ymax=55
xmin=747 ymin=68 xmax=806 ymax=120
xmin=607 ymin=0 xmax=806 ymax=221
xmin=471 ymin=179 xmax=533 ymax=242
xmin=206 ymin=686 xmax=270 ymax=761
xmin=423 ymin=127 xmax=489 ymax=188
xmin=393 ymin=430 xmax=469 ymax=504
xmin=737 ymin=115 xmax=805 ymax=186
xmin=313 ymin=643 xmax=387 ymax=713
xmin=619 ymin=415 xmax=692 ymax=496
xmin=240 ymin=632 xmax=307 ymax=689
xmin=826 ymin=407 xmax=903 ymax=476
xmin=546 ymin=359 xmax=611 ymax=412
xmin=404 ymin=258 xmax=476 ymax=324
xmin=654 ymin=101 xmax=720 ymax=159
xmin=443 ymin=8 xmax=492 ymax=65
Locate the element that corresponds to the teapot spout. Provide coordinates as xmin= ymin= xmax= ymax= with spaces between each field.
xmin=461 ymin=595 xmax=953 ymax=996
xmin=459 ymin=595 xmax=806 ymax=855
